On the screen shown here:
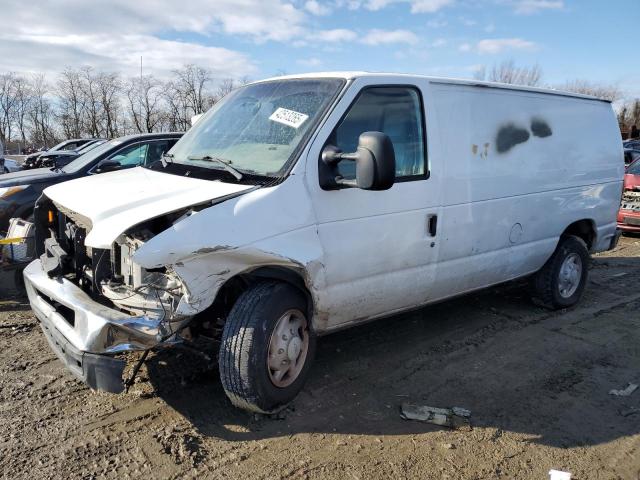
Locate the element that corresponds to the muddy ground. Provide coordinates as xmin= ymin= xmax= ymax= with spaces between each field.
xmin=1 ymin=237 xmax=639 ymax=480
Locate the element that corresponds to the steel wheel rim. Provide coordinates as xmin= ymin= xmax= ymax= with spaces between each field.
xmin=267 ymin=309 xmax=309 ymax=388
xmin=558 ymin=253 xmax=582 ymax=299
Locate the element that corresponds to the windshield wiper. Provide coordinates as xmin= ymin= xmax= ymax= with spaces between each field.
xmin=187 ymin=155 xmax=243 ymax=180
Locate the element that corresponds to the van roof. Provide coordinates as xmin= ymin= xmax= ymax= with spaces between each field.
xmin=254 ymin=71 xmax=611 ymax=103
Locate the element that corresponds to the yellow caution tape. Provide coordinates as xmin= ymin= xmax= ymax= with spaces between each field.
xmin=0 ymin=237 xmax=25 ymax=245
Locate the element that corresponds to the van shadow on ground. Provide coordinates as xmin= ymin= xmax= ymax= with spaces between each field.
xmin=146 ymin=255 xmax=640 ymax=449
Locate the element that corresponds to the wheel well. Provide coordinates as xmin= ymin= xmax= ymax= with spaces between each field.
xmin=562 ymin=219 xmax=596 ymax=250
xmin=190 ymin=266 xmax=313 ymax=339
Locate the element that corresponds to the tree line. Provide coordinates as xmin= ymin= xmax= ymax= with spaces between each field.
xmin=1 ymin=60 xmax=638 ymax=153
xmin=474 ymin=60 xmax=639 ymax=136
xmin=0 ymin=64 xmax=248 ymax=153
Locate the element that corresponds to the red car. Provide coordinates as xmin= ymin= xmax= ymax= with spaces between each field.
xmin=617 ymin=158 xmax=640 ymax=232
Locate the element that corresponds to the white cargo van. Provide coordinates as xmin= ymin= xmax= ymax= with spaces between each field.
xmin=24 ymin=73 xmax=623 ymax=412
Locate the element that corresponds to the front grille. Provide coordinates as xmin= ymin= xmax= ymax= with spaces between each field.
xmin=34 ymin=199 xmax=113 ymax=298
xmin=36 ymin=289 xmax=75 ymax=327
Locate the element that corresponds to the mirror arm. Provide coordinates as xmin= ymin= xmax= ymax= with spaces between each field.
xmin=334 ymin=178 xmax=357 ymax=188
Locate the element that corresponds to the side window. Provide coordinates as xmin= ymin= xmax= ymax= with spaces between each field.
xmin=144 ymin=140 xmax=174 ymax=166
xmin=329 ymin=86 xmax=426 ymax=180
xmin=109 ymin=143 xmax=149 ymax=167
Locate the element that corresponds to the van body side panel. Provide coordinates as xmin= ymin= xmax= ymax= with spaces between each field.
xmin=305 ymin=77 xmax=442 ymax=329
xmin=430 ymin=84 xmax=623 ymax=298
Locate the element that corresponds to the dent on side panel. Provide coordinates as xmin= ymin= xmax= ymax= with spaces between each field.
xmin=169 ymin=229 xmax=326 ymax=320
xmin=130 ymin=179 xmax=330 ymax=330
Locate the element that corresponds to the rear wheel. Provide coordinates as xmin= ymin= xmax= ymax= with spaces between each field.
xmin=531 ymin=235 xmax=589 ymax=309
xmin=219 ymin=281 xmax=316 ymax=413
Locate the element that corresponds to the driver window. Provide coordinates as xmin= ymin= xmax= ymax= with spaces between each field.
xmin=109 ymin=143 xmax=149 ymax=167
xmin=329 ymin=86 xmax=426 ymax=180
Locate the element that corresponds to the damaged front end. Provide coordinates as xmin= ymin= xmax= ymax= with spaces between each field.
xmin=24 ymin=198 xmax=199 ymax=393
xmin=619 ymin=190 xmax=640 ymax=230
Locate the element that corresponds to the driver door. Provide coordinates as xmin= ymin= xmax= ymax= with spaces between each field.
xmin=307 ymin=78 xmax=441 ymax=329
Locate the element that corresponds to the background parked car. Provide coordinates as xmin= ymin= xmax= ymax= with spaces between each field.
xmin=623 ymin=140 xmax=640 ymax=151
xmin=0 ymin=132 xmax=183 ymax=235
xmin=624 ymin=148 xmax=640 ymax=166
xmin=30 ymin=139 xmax=107 ymax=169
xmin=617 ymin=158 xmax=640 ymax=233
xmin=0 ymin=157 xmax=22 ymax=174
xmin=22 ymin=138 xmax=96 ymax=169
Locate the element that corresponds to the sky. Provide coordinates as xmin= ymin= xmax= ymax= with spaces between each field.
xmin=0 ymin=0 xmax=638 ymax=100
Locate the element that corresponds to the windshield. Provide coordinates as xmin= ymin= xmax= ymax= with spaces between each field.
xmin=62 ymin=139 xmax=123 ymax=173
xmin=50 ymin=140 xmax=75 ymax=151
xmin=167 ymin=78 xmax=344 ymax=178
xmin=76 ymin=140 xmax=104 ymax=153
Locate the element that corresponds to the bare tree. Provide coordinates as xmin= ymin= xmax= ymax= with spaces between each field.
xmin=0 ymin=73 xmax=18 ymax=144
xmin=57 ymin=67 xmax=87 ymax=138
xmin=163 ymin=80 xmax=191 ymax=131
xmin=474 ymin=59 xmax=542 ymax=87
xmin=79 ymin=66 xmax=103 ymax=137
xmin=173 ymin=64 xmax=212 ymax=115
xmin=215 ymin=78 xmax=236 ymax=101
xmin=12 ymin=76 xmax=31 ymax=150
xmin=617 ymin=99 xmax=640 ymax=137
xmin=126 ymin=75 xmax=164 ymax=133
xmin=97 ymin=71 xmax=122 ymax=138
xmin=28 ymin=74 xmax=57 ymax=147
xmin=559 ymin=80 xmax=621 ymax=102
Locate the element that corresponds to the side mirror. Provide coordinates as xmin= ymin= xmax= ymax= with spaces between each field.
xmin=321 ymin=131 xmax=395 ymax=191
xmin=95 ymin=159 xmax=121 ymax=173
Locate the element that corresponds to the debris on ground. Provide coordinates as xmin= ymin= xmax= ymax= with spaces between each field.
xmin=548 ymin=469 xmax=572 ymax=480
xmin=608 ymin=383 xmax=638 ymax=397
xmin=400 ymin=403 xmax=471 ymax=429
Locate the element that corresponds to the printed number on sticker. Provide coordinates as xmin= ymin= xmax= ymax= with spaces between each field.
xmin=269 ymin=107 xmax=309 ymax=129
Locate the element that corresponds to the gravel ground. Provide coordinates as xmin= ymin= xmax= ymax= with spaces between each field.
xmin=1 ymin=236 xmax=639 ymax=479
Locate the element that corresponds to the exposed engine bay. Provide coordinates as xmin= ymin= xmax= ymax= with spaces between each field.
xmin=35 ymin=198 xmax=197 ymax=323
xmin=621 ymin=190 xmax=640 ymax=212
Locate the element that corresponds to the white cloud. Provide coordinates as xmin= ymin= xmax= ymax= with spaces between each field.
xmin=313 ymin=29 xmax=358 ymax=42
xmin=432 ymin=38 xmax=447 ymax=47
xmin=509 ymin=0 xmax=564 ymax=14
xmin=2 ymin=0 xmax=308 ymax=43
xmin=0 ymin=0 xmax=311 ymax=78
xmin=356 ymin=0 xmax=454 ymax=13
xmin=0 ymin=33 xmax=257 ymax=79
xmin=305 ymin=0 xmax=332 ymax=15
xmin=409 ymin=0 xmax=455 ymax=13
xmin=476 ymin=37 xmax=537 ymax=54
xmin=459 ymin=17 xmax=478 ymax=26
xmin=427 ymin=18 xmax=448 ymax=28
xmin=361 ymin=29 xmax=419 ymax=45
xmin=297 ymin=57 xmax=323 ymax=68
xmin=459 ymin=43 xmax=472 ymax=52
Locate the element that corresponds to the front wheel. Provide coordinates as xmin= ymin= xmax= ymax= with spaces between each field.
xmin=531 ymin=235 xmax=589 ymax=309
xmin=219 ymin=281 xmax=316 ymax=413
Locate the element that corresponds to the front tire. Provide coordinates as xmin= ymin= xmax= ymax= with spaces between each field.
xmin=531 ymin=235 xmax=589 ymax=309
xmin=219 ymin=281 xmax=316 ymax=413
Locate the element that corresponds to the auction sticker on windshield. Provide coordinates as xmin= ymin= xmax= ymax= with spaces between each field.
xmin=269 ymin=107 xmax=309 ymax=129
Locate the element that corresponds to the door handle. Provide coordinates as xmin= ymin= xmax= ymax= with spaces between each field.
xmin=428 ymin=214 xmax=438 ymax=237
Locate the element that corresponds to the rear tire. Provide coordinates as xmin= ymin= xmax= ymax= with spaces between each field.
xmin=219 ymin=281 xmax=316 ymax=413
xmin=531 ymin=235 xmax=589 ymax=309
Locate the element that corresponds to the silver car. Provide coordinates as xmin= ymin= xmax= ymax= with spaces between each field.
xmin=1 ymin=157 xmax=22 ymax=173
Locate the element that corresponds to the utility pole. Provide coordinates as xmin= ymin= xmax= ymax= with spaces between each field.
xmin=140 ymin=56 xmax=143 ymax=133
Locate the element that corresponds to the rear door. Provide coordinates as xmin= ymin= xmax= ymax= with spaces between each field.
xmin=306 ymin=77 xmax=441 ymax=329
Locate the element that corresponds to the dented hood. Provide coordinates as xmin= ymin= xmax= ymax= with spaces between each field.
xmin=43 ymin=167 xmax=253 ymax=248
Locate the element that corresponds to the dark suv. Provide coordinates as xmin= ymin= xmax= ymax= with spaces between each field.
xmin=0 ymin=133 xmax=183 ymax=233
xmin=23 ymin=138 xmax=97 ymax=169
